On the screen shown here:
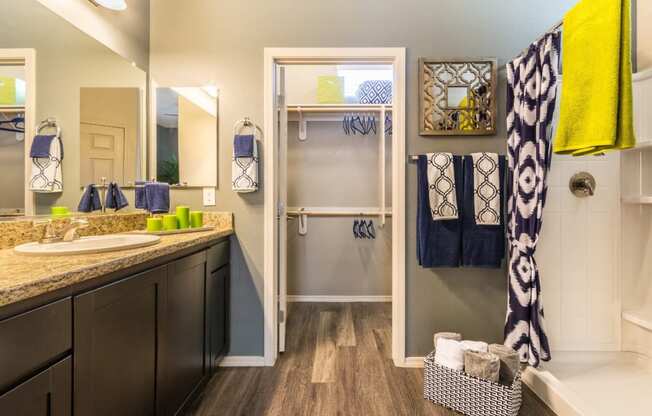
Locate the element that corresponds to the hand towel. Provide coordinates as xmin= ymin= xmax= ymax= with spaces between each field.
xmin=433 ymin=332 xmax=462 ymax=348
xmin=460 ymin=340 xmax=489 ymax=353
xmin=434 ymin=338 xmax=464 ymax=372
xmin=232 ymin=135 xmax=259 ymax=193
xmin=464 ymin=351 xmax=500 ymax=383
xmin=234 ymin=134 xmax=255 ymax=158
xmin=461 ymin=155 xmax=506 ymax=268
xmin=144 ymin=182 xmax=170 ymax=213
xmin=426 ymin=152 xmax=459 ymax=220
xmin=29 ymin=135 xmax=56 ymax=158
xmin=489 ymin=344 xmax=520 ymax=385
xmin=105 ymin=182 xmax=129 ymax=211
xmin=553 ymin=0 xmax=636 ymax=155
xmin=135 ymin=180 xmax=147 ymax=209
xmin=78 ymin=184 xmax=102 ymax=213
xmin=29 ymin=134 xmax=63 ymax=193
xmin=417 ymin=155 xmax=463 ymax=267
xmin=470 ymin=153 xmax=501 ymax=225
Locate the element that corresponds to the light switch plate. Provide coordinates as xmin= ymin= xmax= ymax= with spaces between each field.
xmin=203 ymin=187 xmax=216 ymax=206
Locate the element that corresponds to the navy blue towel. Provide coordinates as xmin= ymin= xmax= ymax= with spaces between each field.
xmin=417 ymin=155 xmax=464 ymax=268
xmin=78 ymin=184 xmax=102 ymax=213
xmin=105 ymin=182 xmax=129 ymax=211
xmin=30 ymin=135 xmax=57 ymax=158
xmin=234 ymin=134 xmax=254 ymax=158
xmin=461 ymin=155 xmax=506 ymax=268
xmin=144 ymin=182 xmax=170 ymax=213
xmin=135 ymin=180 xmax=147 ymax=209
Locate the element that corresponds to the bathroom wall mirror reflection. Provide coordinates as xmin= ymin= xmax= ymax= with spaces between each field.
xmin=152 ymin=86 xmax=218 ymax=187
xmin=0 ymin=0 xmax=147 ymax=217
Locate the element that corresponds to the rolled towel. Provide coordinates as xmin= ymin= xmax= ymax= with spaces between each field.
xmin=461 ymin=340 xmax=488 ymax=353
xmin=434 ymin=338 xmax=464 ymax=371
xmin=464 ymin=351 xmax=500 ymax=383
xmin=433 ymin=332 xmax=462 ymax=348
xmin=489 ymin=344 xmax=520 ymax=385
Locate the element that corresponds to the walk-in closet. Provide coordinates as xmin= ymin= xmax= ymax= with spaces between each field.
xmin=274 ymin=61 xmax=395 ymax=353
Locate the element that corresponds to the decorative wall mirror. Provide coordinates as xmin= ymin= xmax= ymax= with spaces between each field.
xmin=419 ymin=58 xmax=497 ymax=136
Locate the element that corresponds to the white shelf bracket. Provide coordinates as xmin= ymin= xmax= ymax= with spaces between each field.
xmin=297 ymin=106 xmax=308 ymax=142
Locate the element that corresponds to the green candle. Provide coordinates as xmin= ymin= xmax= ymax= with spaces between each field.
xmin=190 ymin=211 xmax=203 ymax=228
xmin=162 ymin=214 xmax=178 ymax=230
xmin=51 ymin=206 xmax=70 ymax=218
xmin=176 ymin=206 xmax=190 ymax=229
xmin=146 ymin=217 xmax=163 ymax=232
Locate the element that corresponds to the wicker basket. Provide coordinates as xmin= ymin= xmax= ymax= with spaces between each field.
xmin=423 ymin=351 xmax=522 ymax=416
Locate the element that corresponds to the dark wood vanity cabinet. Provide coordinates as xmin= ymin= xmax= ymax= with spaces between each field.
xmin=0 ymin=238 xmax=230 ymax=416
xmin=74 ymin=265 xmax=167 ymax=416
xmin=161 ymin=252 xmax=208 ymax=415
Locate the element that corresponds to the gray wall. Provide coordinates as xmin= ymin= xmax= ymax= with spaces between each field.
xmin=287 ymin=121 xmax=391 ymax=297
xmin=150 ymin=0 xmax=577 ymax=357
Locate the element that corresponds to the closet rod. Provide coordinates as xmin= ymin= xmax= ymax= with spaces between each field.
xmin=287 ymin=210 xmax=393 ymax=217
xmin=287 ymin=106 xmax=393 ymax=113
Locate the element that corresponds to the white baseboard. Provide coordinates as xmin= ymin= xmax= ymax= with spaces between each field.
xmin=287 ymin=295 xmax=392 ymax=303
xmin=402 ymin=356 xmax=425 ymax=368
xmin=218 ymin=355 xmax=266 ymax=367
xmin=522 ymin=367 xmax=585 ymax=416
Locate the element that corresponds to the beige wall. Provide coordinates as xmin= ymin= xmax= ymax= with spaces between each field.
xmin=638 ymin=0 xmax=652 ymax=71
xmin=36 ymin=0 xmax=149 ymax=70
xmin=0 ymin=1 xmax=146 ymax=213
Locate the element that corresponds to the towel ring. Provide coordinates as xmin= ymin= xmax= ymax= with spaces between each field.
xmin=233 ymin=117 xmax=263 ymax=138
xmin=36 ymin=118 xmax=61 ymax=138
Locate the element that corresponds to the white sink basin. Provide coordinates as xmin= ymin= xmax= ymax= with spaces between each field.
xmin=14 ymin=234 xmax=161 ymax=256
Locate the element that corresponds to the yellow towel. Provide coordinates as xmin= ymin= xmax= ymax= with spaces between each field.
xmin=553 ymin=0 xmax=636 ymax=155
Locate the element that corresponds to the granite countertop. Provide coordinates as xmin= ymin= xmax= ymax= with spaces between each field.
xmin=0 ymin=227 xmax=233 ymax=308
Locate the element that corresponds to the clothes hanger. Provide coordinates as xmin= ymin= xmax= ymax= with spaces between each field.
xmin=358 ymin=219 xmax=368 ymax=239
xmin=353 ymin=219 xmax=360 ymax=238
xmin=367 ymin=220 xmax=376 ymax=239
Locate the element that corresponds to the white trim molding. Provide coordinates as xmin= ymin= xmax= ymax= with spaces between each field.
xmin=403 ymin=356 xmax=426 ymax=368
xmin=287 ymin=295 xmax=392 ymax=303
xmin=263 ymin=47 xmax=407 ymax=368
xmin=218 ymin=355 xmax=266 ymax=367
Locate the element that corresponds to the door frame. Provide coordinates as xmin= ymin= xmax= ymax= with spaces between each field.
xmin=0 ymin=49 xmax=36 ymax=215
xmin=263 ymin=47 xmax=407 ymax=366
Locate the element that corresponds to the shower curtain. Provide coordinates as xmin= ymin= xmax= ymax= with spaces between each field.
xmin=504 ymin=31 xmax=561 ymax=367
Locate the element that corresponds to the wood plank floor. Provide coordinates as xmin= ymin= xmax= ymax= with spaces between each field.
xmin=183 ymin=303 xmax=556 ymax=416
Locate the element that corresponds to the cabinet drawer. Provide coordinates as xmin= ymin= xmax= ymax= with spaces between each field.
xmin=0 ymin=298 xmax=72 ymax=391
xmin=207 ymin=240 xmax=230 ymax=272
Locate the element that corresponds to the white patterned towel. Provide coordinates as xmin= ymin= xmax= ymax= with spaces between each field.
xmin=29 ymin=136 xmax=63 ymax=193
xmin=232 ymin=138 xmax=259 ymax=193
xmin=471 ymin=152 xmax=500 ymax=225
xmin=426 ymin=152 xmax=458 ymax=221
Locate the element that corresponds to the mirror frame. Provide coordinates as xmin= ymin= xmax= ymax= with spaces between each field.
xmin=419 ymin=57 xmax=497 ymax=136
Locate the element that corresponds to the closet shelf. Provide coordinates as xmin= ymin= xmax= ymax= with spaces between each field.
xmin=623 ymin=308 xmax=652 ymax=331
xmin=287 ymin=104 xmax=393 ymax=113
xmin=622 ymin=196 xmax=652 ymax=205
xmin=0 ymin=105 xmax=25 ymax=113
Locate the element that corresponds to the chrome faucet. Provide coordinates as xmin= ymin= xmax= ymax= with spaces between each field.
xmin=37 ymin=218 xmax=89 ymax=243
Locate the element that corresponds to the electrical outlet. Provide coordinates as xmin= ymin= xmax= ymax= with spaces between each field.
xmin=203 ymin=187 xmax=216 ymax=206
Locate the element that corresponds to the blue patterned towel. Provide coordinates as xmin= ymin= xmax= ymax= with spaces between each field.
xmin=461 ymin=154 xmax=506 ymax=268
xmin=417 ymin=155 xmax=463 ymax=268
xmin=29 ymin=135 xmax=56 ymax=158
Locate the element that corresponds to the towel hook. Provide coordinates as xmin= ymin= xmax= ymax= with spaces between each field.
xmin=36 ymin=117 xmax=61 ymax=138
xmin=297 ymin=106 xmax=308 ymax=142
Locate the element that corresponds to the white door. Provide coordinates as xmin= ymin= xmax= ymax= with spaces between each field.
xmin=277 ymin=66 xmax=288 ymax=352
xmin=80 ymin=122 xmax=126 ymax=184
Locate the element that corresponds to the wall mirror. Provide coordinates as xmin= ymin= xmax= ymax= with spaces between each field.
xmin=419 ymin=58 xmax=497 ymax=136
xmin=152 ymin=86 xmax=218 ymax=187
xmin=0 ymin=0 xmax=147 ymax=217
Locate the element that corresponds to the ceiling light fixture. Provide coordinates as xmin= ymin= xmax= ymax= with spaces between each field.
xmin=89 ymin=0 xmax=127 ymax=11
